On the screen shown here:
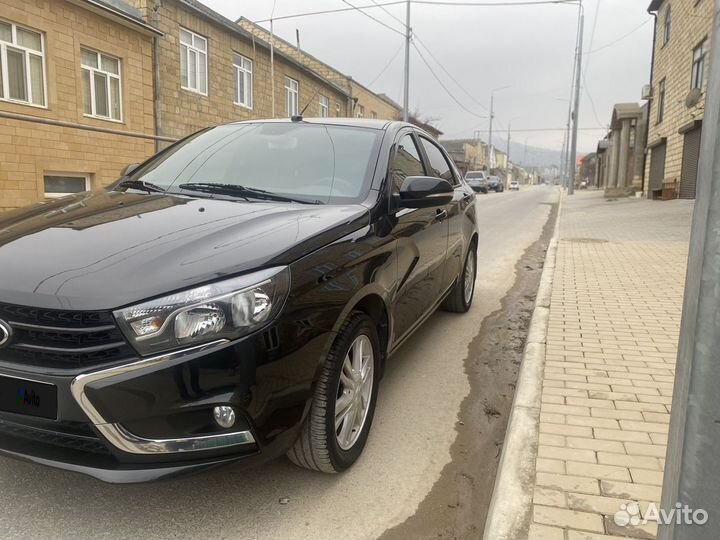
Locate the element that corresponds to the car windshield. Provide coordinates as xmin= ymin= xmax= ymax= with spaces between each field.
xmin=125 ymin=123 xmax=382 ymax=204
xmin=466 ymin=172 xmax=484 ymax=179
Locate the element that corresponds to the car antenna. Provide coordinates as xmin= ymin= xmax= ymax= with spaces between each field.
xmin=295 ymin=87 xmax=322 ymax=121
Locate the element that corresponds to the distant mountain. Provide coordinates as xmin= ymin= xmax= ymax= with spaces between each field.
xmin=492 ymin=138 xmax=562 ymax=168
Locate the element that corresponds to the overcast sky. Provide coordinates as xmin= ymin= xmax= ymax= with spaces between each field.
xmin=202 ymin=0 xmax=654 ymax=156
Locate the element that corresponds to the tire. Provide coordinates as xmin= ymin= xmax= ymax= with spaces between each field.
xmin=287 ymin=312 xmax=380 ymax=473
xmin=441 ymin=243 xmax=477 ymax=313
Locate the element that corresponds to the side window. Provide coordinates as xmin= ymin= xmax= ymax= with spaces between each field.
xmin=419 ymin=137 xmax=457 ymax=184
xmin=391 ymin=134 xmax=425 ymax=193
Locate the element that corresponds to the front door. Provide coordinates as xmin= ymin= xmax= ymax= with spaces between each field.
xmin=389 ymin=132 xmax=449 ymax=342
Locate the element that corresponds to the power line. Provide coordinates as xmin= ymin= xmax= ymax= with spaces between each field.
xmin=367 ymin=41 xmax=405 ymax=86
xmin=254 ymin=0 xmax=580 ymax=23
xmin=339 ymin=0 xmax=406 ymax=35
xmin=253 ymin=2 xmax=407 ymax=24
xmin=582 ymin=1 xmax=605 ymax=128
xmin=585 ymin=19 xmax=651 ymax=55
xmin=368 ymin=0 xmax=407 ymax=26
xmin=412 ymin=35 xmax=490 ymax=112
xmin=412 ymin=42 xmax=487 ymax=119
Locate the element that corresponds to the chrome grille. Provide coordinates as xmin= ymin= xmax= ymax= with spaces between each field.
xmin=0 ymin=302 xmax=134 ymax=369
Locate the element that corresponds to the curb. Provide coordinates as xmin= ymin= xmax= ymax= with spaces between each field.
xmin=482 ymin=190 xmax=563 ymax=540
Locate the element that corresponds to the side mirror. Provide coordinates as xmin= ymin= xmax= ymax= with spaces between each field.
xmin=122 ymin=163 xmax=141 ymax=177
xmin=398 ymin=176 xmax=454 ymax=208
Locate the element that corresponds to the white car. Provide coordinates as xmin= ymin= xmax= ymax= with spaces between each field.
xmin=509 ymin=180 xmax=520 ymax=191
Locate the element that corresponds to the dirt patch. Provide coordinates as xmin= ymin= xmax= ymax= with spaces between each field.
xmin=377 ymin=201 xmax=558 ymax=540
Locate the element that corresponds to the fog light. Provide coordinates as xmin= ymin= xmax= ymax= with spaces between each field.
xmin=213 ymin=406 xmax=236 ymax=429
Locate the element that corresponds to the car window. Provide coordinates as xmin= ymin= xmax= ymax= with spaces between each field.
xmin=419 ymin=137 xmax=457 ymax=185
xmin=391 ymin=134 xmax=425 ymax=193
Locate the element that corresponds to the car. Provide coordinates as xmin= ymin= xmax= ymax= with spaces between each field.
xmin=487 ymin=176 xmax=504 ymax=192
xmin=465 ymin=171 xmax=489 ymax=193
xmin=0 ymin=118 xmax=478 ymax=483
xmin=509 ymin=180 xmax=519 ymax=191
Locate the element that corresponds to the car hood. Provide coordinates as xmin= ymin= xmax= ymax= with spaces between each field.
xmin=0 ymin=191 xmax=370 ymax=310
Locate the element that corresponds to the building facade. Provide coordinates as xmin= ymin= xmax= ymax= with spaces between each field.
xmin=645 ymin=0 xmax=714 ymax=199
xmin=598 ymin=103 xmax=648 ymax=195
xmin=0 ymin=0 xmax=159 ymax=211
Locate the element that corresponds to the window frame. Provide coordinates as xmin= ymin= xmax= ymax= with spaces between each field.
xmin=232 ymin=52 xmax=253 ymax=109
xmin=284 ymin=76 xmax=299 ymax=116
xmin=371 ymin=111 xmax=378 ymax=119
xmin=656 ymin=78 xmax=666 ymax=124
xmin=691 ymin=39 xmax=707 ymax=90
xmin=662 ymin=5 xmax=672 ymax=46
xmin=43 ymin=172 xmax=91 ymax=199
xmin=356 ymin=104 xmax=365 ymax=118
xmin=179 ymin=27 xmax=208 ymax=96
xmin=0 ymin=19 xmax=47 ymax=108
xmin=389 ymin=131 xmax=427 ymax=196
xmin=418 ymin=134 xmax=459 ymax=186
xmin=80 ymin=47 xmax=123 ymax=122
xmin=319 ymin=94 xmax=329 ymax=117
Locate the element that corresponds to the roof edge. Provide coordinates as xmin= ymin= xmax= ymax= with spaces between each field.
xmin=70 ymin=0 xmax=163 ymax=35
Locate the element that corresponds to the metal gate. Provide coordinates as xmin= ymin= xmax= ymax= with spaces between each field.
xmin=649 ymin=142 xmax=667 ymax=191
xmin=680 ymin=126 xmax=702 ymax=199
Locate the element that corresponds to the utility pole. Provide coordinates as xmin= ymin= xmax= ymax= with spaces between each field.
xmin=507 ymin=122 xmax=511 ymax=163
xmin=659 ymin=2 xmax=720 ymax=538
xmin=567 ymin=3 xmax=584 ymax=196
xmin=488 ymin=92 xmax=494 ymax=165
xmin=402 ymin=0 xmax=411 ymax=122
xmin=270 ymin=19 xmax=276 ymax=117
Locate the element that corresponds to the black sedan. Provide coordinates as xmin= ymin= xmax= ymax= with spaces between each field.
xmin=487 ymin=176 xmax=504 ymax=192
xmin=0 ymin=119 xmax=478 ymax=482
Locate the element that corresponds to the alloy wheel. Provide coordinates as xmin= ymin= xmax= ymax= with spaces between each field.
xmin=335 ymin=334 xmax=374 ymax=451
xmin=464 ymin=250 xmax=476 ymax=305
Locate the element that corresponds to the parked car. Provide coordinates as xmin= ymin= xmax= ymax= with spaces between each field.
xmin=509 ymin=180 xmax=520 ymax=191
xmin=465 ymin=171 xmax=489 ymax=193
xmin=0 ymin=119 xmax=478 ymax=483
xmin=487 ymin=176 xmax=504 ymax=192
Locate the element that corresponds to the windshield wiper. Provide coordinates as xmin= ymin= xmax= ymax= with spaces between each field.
xmin=116 ymin=179 xmax=166 ymax=193
xmin=177 ymin=183 xmax=324 ymax=205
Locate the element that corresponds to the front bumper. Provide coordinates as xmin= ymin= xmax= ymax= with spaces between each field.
xmin=0 ymin=325 xmax=330 ymax=482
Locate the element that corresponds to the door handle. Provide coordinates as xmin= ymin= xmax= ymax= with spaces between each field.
xmin=434 ymin=209 xmax=448 ymax=222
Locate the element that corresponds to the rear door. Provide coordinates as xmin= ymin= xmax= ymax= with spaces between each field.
xmin=418 ymin=135 xmax=472 ymax=294
xmin=388 ymin=131 xmax=450 ymax=342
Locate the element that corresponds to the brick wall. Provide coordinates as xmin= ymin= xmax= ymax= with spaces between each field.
xmin=645 ymin=0 xmax=714 ymax=195
xmin=150 ymin=0 xmax=350 ymax=142
xmin=0 ymin=0 xmax=156 ymax=211
xmin=349 ymin=82 xmax=402 ymax=120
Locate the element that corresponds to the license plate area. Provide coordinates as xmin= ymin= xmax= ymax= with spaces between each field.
xmin=0 ymin=376 xmax=58 ymax=420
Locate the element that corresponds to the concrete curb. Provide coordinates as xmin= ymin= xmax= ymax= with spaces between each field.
xmin=482 ymin=190 xmax=563 ymax=540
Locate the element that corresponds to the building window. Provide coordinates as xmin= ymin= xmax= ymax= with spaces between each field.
xmin=233 ymin=53 xmax=252 ymax=108
xmin=356 ymin=104 xmax=365 ymax=118
xmin=81 ymin=48 xmax=122 ymax=121
xmin=284 ymin=76 xmax=298 ymax=116
xmin=663 ymin=6 xmax=672 ymax=45
xmin=657 ymin=78 xmax=666 ymax=123
xmin=691 ymin=39 xmax=707 ymax=90
xmin=0 ymin=20 xmax=45 ymax=106
xmin=319 ymin=95 xmax=329 ymax=117
xmin=180 ymin=28 xmax=208 ymax=95
xmin=371 ymin=111 xmax=378 ymax=119
xmin=43 ymin=173 xmax=90 ymax=198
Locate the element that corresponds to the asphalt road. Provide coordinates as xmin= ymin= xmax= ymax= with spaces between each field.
xmin=0 ymin=186 xmax=559 ymax=540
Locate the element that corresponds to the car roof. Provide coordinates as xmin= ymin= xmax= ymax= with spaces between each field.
xmin=228 ymin=117 xmax=407 ymax=132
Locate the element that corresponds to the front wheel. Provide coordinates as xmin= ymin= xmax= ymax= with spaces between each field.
xmin=441 ymin=244 xmax=477 ymax=313
xmin=287 ymin=312 xmax=380 ymax=473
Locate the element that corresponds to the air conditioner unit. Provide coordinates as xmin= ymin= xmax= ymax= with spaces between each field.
xmin=641 ymin=84 xmax=652 ymax=100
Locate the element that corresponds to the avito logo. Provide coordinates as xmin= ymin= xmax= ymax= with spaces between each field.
xmin=16 ymin=388 xmax=40 ymax=408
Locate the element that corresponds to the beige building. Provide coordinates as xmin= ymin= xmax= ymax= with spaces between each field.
xmin=0 ymin=0 xmax=159 ymax=211
xmin=645 ymin=0 xmax=713 ymax=199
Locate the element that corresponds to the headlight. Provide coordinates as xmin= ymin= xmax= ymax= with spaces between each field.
xmin=115 ymin=267 xmax=290 ymax=356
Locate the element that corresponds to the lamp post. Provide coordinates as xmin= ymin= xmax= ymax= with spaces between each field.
xmin=489 ymin=85 xmax=510 ymax=172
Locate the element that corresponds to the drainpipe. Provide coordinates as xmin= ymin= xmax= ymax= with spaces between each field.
xmin=643 ymin=9 xmax=659 ymax=196
xmin=151 ymin=0 xmax=163 ymax=153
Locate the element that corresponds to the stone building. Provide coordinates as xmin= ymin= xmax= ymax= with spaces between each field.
xmin=599 ymin=103 xmax=648 ymax=196
xmin=440 ymin=139 xmax=488 ymax=175
xmin=645 ymin=0 xmax=713 ymax=199
xmin=0 ymin=0 xmax=159 ymax=211
xmin=131 ymin=0 xmax=351 ymax=144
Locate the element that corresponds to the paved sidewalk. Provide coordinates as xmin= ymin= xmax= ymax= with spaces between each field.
xmin=529 ymin=191 xmax=694 ymax=540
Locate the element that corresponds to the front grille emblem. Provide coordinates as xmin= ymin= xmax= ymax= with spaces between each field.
xmin=0 ymin=320 xmax=12 ymax=349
